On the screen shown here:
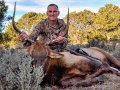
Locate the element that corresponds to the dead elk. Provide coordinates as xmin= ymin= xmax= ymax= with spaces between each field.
xmin=26 ymin=40 xmax=120 ymax=88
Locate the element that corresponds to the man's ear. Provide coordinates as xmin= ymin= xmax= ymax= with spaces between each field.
xmin=48 ymin=51 xmax=63 ymax=59
xmin=58 ymin=11 xmax=60 ymax=16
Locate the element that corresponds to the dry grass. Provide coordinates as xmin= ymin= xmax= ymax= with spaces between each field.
xmin=0 ymin=41 xmax=120 ymax=90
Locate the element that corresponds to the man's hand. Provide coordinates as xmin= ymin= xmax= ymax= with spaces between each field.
xmin=52 ymin=36 xmax=64 ymax=43
xmin=20 ymin=31 xmax=29 ymax=41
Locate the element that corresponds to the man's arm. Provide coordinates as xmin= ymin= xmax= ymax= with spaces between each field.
xmin=53 ymin=20 xmax=68 ymax=47
xmin=29 ymin=22 xmax=44 ymax=41
xmin=21 ymin=21 xmax=44 ymax=46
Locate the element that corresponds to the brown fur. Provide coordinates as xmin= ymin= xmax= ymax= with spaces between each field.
xmin=26 ymin=40 xmax=120 ymax=88
xmin=90 ymin=47 xmax=120 ymax=68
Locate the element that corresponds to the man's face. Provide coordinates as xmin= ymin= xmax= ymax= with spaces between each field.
xmin=47 ymin=6 xmax=60 ymax=21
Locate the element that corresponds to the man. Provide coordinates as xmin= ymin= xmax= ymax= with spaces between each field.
xmin=20 ymin=4 xmax=68 ymax=51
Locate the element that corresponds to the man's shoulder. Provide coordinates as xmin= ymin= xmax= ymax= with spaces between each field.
xmin=58 ymin=18 xmax=64 ymax=22
xmin=39 ymin=19 xmax=48 ymax=24
xmin=34 ymin=19 xmax=48 ymax=29
xmin=36 ymin=19 xmax=48 ymax=28
xmin=58 ymin=18 xmax=66 ymax=25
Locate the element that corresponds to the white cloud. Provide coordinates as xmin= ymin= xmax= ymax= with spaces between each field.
xmin=8 ymin=3 xmax=46 ymax=13
xmin=32 ymin=0 xmax=76 ymax=7
xmin=5 ymin=0 xmax=22 ymax=3
xmin=59 ymin=6 xmax=98 ymax=18
xmin=7 ymin=3 xmax=98 ymax=19
xmin=69 ymin=6 xmax=98 ymax=13
xmin=33 ymin=0 xmax=65 ymax=3
xmin=4 ymin=0 xmax=120 ymax=24
xmin=6 ymin=0 xmax=99 ymax=20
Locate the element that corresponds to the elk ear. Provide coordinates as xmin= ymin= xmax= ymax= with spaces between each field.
xmin=48 ymin=51 xmax=63 ymax=59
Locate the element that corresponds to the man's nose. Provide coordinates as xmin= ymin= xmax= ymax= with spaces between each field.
xmin=51 ymin=11 xmax=54 ymax=15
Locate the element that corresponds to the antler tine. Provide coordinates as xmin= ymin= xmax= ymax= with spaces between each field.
xmin=66 ymin=8 xmax=69 ymax=34
xmin=12 ymin=2 xmax=21 ymax=34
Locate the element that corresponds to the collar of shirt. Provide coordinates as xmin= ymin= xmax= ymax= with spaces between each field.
xmin=46 ymin=19 xmax=64 ymax=29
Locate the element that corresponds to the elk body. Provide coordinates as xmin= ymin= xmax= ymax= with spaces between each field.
xmin=27 ymin=40 xmax=120 ymax=88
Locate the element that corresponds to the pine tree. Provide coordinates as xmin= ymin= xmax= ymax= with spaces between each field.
xmin=0 ymin=0 xmax=10 ymax=32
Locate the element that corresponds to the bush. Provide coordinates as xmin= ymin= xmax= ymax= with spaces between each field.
xmin=0 ymin=47 xmax=44 ymax=90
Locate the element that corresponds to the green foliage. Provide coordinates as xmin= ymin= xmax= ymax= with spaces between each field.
xmin=2 ymin=23 xmax=20 ymax=48
xmin=66 ymin=10 xmax=95 ymax=31
xmin=0 ymin=0 xmax=12 ymax=46
xmin=0 ymin=33 xmax=9 ymax=43
xmin=94 ymin=4 xmax=120 ymax=31
xmin=18 ymin=12 xmax=46 ymax=34
xmin=0 ymin=0 xmax=11 ymax=32
xmin=68 ymin=4 xmax=120 ymax=44
xmin=4 ymin=12 xmax=46 ymax=48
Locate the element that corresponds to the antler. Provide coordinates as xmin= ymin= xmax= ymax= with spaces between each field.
xmin=12 ymin=2 xmax=34 ymax=46
xmin=12 ymin=2 xmax=21 ymax=33
xmin=65 ymin=7 xmax=69 ymax=36
xmin=67 ymin=8 xmax=69 ymax=31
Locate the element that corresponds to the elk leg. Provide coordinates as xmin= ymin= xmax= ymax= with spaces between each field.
xmin=109 ymin=66 xmax=120 ymax=76
xmin=60 ymin=77 xmax=88 ymax=87
xmin=86 ymin=67 xmax=107 ymax=79
xmin=87 ymin=66 xmax=120 ymax=80
xmin=59 ymin=76 xmax=103 ymax=88
xmin=76 ymin=76 xmax=104 ymax=87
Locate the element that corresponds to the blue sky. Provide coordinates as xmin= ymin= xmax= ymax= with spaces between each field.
xmin=6 ymin=0 xmax=120 ymax=21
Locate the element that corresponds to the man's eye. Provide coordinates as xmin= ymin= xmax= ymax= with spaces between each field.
xmin=48 ymin=11 xmax=52 ymax=13
xmin=48 ymin=11 xmax=57 ymax=13
xmin=54 ymin=11 xmax=57 ymax=13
